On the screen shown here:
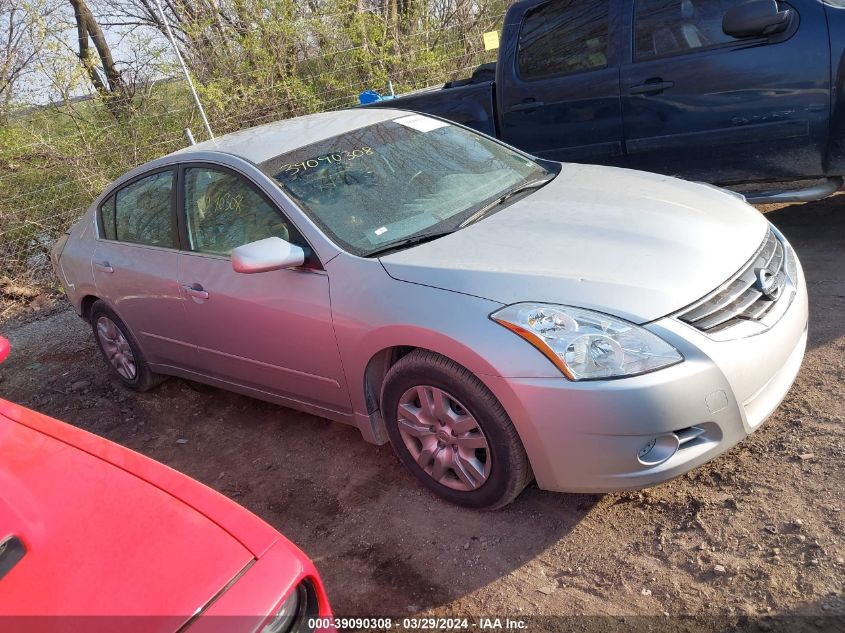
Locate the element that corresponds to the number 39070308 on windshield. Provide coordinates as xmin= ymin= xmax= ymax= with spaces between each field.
xmin=282 ymin=147 xmax=374 ymax=176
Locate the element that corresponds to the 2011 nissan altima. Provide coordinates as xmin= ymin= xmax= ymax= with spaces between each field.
xmin=51 ymin=109 xmax=808 ymax=509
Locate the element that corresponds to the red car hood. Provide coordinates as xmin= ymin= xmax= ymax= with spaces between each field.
xmin=0 ymin=402 xmax=258 ymax=630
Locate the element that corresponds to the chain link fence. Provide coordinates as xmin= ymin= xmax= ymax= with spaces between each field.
xmin=0 ymin=0 xmax=509 ymax=303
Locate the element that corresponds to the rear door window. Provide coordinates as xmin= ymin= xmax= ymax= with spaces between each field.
xmin=113 ymin=171 xmax=175 ymax=247
xmin=517 ymin=0 xmax=611 ymax=80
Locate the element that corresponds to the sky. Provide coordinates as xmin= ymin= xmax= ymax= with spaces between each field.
xmin=16 ymin=1 xmax=174 ymax=106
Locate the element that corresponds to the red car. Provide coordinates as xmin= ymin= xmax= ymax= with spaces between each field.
xmin=0 ymin=336 xmax=334 ymax=633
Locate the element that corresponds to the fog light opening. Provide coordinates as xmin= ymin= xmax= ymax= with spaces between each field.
xmin=637 ymin=434 xmax=680 ymax=466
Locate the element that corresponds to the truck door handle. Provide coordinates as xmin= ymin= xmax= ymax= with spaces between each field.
xmin=94 ymin=260 xmax=114 ymax=273
xmin=629 ymin=80 xmax=674 ymax=95
xmin=182 ymin=283 xmax=209 ymax=300
xmin=509 ymin=100 xmax=545 ymax=112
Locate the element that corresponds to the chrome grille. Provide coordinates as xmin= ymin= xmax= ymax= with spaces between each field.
xmin=678 ymin=229 xmax=790 ymax=333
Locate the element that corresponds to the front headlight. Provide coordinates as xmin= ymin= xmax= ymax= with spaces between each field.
xmin=491 ymin=303 xmax=683 ymax=380
xmin=261 ymin=584 xmax=305 ymax=633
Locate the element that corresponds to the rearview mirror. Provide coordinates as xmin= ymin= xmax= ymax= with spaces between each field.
xmin=723 ymin=0 xmax=791 ymax=38
xmin=231 ymin=237 xmax=305 ymax=274
xmin=0 ymin=337 xmax=9 ymax=365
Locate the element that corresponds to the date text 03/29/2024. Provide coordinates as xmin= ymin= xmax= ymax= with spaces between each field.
xmin=308 ymin=618 xmax=528 ymax=630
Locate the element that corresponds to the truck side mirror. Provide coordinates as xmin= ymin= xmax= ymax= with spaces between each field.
xmin=723 ymin=0 xmax=791 ymax=38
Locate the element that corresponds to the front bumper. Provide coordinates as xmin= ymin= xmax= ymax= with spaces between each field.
xmin=485 ymin=245 xmax=808 ymax=493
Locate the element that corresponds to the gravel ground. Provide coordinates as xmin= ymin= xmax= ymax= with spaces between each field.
xmin=0 ymin=197 xmax=843 ymax=631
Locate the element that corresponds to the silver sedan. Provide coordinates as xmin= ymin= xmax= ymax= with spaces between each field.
xmin=52 ymin=109 xmax=808 ymax=509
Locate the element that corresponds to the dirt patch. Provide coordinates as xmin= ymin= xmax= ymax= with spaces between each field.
xmin=0 ymin=197 xmax=843 ymax=623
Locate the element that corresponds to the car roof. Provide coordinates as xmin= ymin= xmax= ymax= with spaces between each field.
xmin=172 ymin=107 xmax=407 ymax=165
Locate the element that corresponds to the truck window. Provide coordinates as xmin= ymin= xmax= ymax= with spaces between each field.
xmin=635 ymin=0 xmax=748 ymax=60
xmin=517 ymin=0 xmax=610 ymax=81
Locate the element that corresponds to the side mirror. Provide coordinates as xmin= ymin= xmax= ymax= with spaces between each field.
xmin=0 ymin=337 xmax=9 ymax=365
xmin=723 ymin=0 xmax=791 ymax=38
xmin=231 ymin=237 xmax=305 ymax=274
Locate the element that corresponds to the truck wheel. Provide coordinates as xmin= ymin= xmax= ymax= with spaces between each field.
xmin=90 ymin=301 xmax=166 ymax=392
xmin=381 ymin=350 xmax=532 ymax=509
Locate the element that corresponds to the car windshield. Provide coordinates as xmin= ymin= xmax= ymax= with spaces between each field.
xmin=259 ymin=115 xmax=550 ymax=256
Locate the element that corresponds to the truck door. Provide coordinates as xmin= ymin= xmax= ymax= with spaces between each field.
xmin=619 ymin=0 xmax=830 ymax=184
xmin=498 ymin=0 xmax=625 ymax=165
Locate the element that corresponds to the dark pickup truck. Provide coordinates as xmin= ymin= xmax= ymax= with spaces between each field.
xmin=372 ymin=0 xmax=845 ymax=200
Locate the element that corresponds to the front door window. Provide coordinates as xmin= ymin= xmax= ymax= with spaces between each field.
xmin=183 ymin=167 xmax=294 ymax=256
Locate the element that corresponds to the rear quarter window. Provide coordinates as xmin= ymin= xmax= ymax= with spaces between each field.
xmin=99 ymin=195 xmax=117 ymax=240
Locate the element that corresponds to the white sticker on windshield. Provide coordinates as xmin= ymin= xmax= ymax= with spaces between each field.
xmin=375 ymin=227 xmax=388 ymax=236
xmin=394 ymin=114 xmax=450 ymax=133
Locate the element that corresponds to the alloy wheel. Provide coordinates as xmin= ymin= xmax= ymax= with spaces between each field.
xmin=396 ymin=385 xmax=491 ymax=491
xmin=96 ymin=316 xmax=137 ymax=381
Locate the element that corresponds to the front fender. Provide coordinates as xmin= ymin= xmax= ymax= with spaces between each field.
xmin=326 ymin=256 xmax=563 ymax=426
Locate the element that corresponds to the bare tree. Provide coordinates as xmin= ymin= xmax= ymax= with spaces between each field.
xmin=0 ymin=0 xmax=41 ymax=115
xmin=68 ymin=0 xmax=129 ymax=112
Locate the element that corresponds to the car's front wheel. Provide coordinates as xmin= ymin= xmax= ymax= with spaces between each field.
xmin=90 ymin=301 xmax=166 ymax=392
xmin=381 ymin=350 xmax=532 ymax=509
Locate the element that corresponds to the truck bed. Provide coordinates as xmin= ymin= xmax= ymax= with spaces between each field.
xmin=365 ymin=80 xmax=497 ymax=137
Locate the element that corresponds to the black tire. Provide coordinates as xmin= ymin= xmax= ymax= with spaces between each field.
xmin=90 ymin=300 xmax=166 ymax=392
xmin=381 ymin=350 xmax=533 ymax=509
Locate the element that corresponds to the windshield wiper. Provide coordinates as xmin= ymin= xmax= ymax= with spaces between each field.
xmin=366 ymin=175 xmax=553 ymax=257
xmin=367 ymin=229 xmax=456 ymax=258
xmin=458 ymin=177 xmax=554 ymax=229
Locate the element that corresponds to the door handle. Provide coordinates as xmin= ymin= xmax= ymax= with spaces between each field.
xmin=509 ymin=100 xmax=545 ymax=112
xmin=93 ymin=260 xmax=114 ymax=273
xmin=629 ymin=80 xmax=674 ymax=95
xmin=181 ymin=283 xmax=209 ymax=300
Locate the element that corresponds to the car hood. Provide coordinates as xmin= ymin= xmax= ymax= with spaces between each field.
xmin=0 ymin=409 xmax=253 ymax=629
xmin=380 ymin=164 xmax=768 ymax=323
